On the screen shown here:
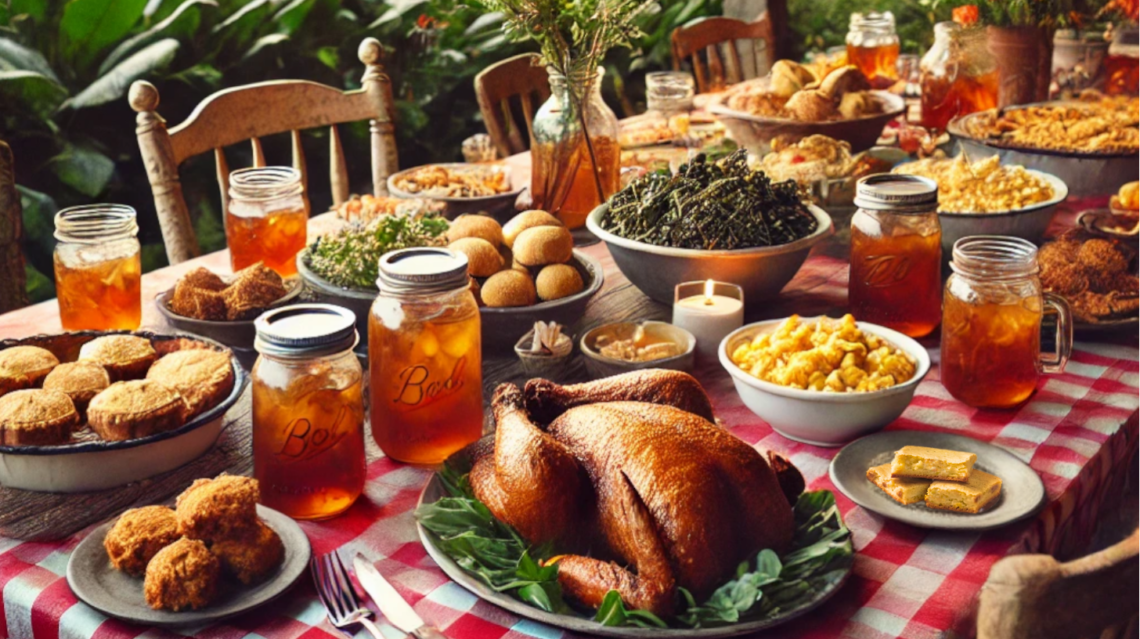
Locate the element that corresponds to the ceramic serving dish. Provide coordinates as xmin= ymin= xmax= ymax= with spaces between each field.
xmin=719 ymin=318 xmax=930 ymax=447
xmin=936 ymin=170 xmax=1069 ymax=255
xmin=154 ymin=278 xmax=303 ymax=351
xmin=586 ymin=203 xmax=833 ymax=310
xmin=708 ymin=90 xmax=906 ymax=153
xmin=580 ymin=321 xmax=695 ymax=380
xmin=0 ymin=331 xmax=247 ymax=493
xmin=387 ymin=162 xmax=524 ymax=222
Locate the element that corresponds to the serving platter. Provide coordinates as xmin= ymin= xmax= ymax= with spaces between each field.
xmin=416 ymin=474 xmax=851 ymax=638
xmin=829 ymin=430 xmax=1046 ymax=531
xmin=67 ymin=504 xmax=309 ymax=627
xmin=0 ymin=331 xmax=248 ymax=493
xmin=387 ymin=162 xmax=524 ymax=222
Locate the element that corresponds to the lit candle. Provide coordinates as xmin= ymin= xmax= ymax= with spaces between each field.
xmin=672 ymin=280 xmax=745 ymax=358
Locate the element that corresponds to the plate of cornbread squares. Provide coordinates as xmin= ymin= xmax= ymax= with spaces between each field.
xmin=829 ymin=431 xmax=1046 ymax=530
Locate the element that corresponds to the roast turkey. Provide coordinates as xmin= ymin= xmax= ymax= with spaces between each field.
xmin=469 ymin=369 xmax=799 ymax=617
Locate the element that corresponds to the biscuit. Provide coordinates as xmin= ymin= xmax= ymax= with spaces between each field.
xmin=79 ymin=335 xmax=157 ymax=381
xmin=104 ymin=506 xmax=181 ymax=577
xmin=210 ymin=520 xmax=284 ymax=585
xmin=0 ymin=345 xmax=60 ymax=388
xmin=146 ymin=350 xmax=234 ymax=418
xmin=223 ymin=263 xmax=287 ymax=321
xmin=481 ymin=270 xmax=537 ymax=307
xmin=170 ymin=280 xmax=227 ymax=321
xmin=176 ymin=475 xmax=260 ymax=542
xmin=0 ymin=389 xmax=78 ymax=446
xmin=144 ymin=538 xmax=221 ymax=611
xmin=535 ymin=264 xmax=584 ymax=301
xmin=512 ymin=225 xmax=573 ymax=267
xmin=87 ymin=380 xmax=187 ymax=442
xmin=43 ymin=361 xmax=110 ymax=420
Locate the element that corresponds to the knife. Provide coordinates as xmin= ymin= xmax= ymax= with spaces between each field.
xmin=353 ymin=553 xmax=446 ymax=639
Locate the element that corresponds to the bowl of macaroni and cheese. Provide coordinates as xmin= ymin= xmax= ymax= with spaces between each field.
xmin=892 ymin=156 xmax=1068 ymax=255
xmin=719 ymin=315 xmax=931 ymax=447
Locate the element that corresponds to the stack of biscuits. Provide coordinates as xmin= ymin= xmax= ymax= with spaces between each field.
xmin=103 ymin=475 xmax=285 ymax=612
xmin=169 ymin=262 xmax=288 ymax=321
xmin=0 ymin=336 xmax=234 ymax=447
xmin=867 ymin=445 xmax=1002 ymax=514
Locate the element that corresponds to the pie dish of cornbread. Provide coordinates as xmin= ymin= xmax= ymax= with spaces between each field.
xmin=890 ymin=445 xmax=977 ymax=482
xmin=925 ymin=470 xmax=1003 ymax=514
xmin=0 ymin=331 xmax=246 ymax=492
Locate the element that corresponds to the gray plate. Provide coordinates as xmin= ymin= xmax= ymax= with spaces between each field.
xmin=829 ymin=431 xmax=1046 ymax=531
xmin=416 ymin=475 xmax=851 ymax=637
xmin=66 ymin=505 xmax=310 ymax=627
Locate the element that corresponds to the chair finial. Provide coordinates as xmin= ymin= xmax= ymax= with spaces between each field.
xmin=129 ymin=81 xmax=160 ymax=112
xmin=358 ymin=38 xmax=383 ymax=66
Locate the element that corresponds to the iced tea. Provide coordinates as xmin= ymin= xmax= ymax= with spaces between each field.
xmin=532 ymin=135 xmax=621 ymax=230
xmin=225 ymin=206 xmax=307 ymax=277
xmin=54 ymin=249 xmax=141 ymax=331
xmin=849 ymin=214 xmax=942 ymax=338
xmin=252 ymin=359 xmax=365 ymax=520
xmin=941 ymin=291 xmax=1042 ymax=408
xmin=921 ymin=70 xmax=999 ymax=131
xmin=847 ymin=42 xmax=900 ymax=87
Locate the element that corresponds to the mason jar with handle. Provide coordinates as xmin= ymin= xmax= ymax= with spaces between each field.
xmin=941 ymin=236 xmax=1073 ymax=409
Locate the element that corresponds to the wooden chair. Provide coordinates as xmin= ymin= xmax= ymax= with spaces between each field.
xmin=671 ymin=14 xmax=775 ymax=94
xmin=0 ymin=141 xmax=28 ymax=313
xmin=130 ymin=38 xmax=399 ymax=265
xmin=977 ymin=528 xmax=1139 ymax=639
xmin=474 ymin=53 xmax=551 ymax=158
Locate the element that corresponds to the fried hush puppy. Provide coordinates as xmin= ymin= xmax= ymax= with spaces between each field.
xmin=170 ymin=280 xmax=227 ymax=321
xmin=176 ymin=475 xmax=259 ymax=541
xmin=104 ymin=506 xmax=181 ymax=577
xmin=535 ymin=264 xmax=584 ymax=301
xmin=210 ymin=520 xmax=284 ymax=585
xmin=144 ymin=538 xmax=221 ymax=611
xmin=224 ymin=263 xmax=287 ymax=321
xmin=448 ymin=237 xmax=503 ymax=277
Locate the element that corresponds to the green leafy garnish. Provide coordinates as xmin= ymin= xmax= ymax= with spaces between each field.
xmin=304 ymin=213 xmax=449 ymax=289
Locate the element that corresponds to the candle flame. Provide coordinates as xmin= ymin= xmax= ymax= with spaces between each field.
xmin=703 ymin=279 xmax=715 ymax=305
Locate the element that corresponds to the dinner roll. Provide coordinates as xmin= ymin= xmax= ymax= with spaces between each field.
xmin=448 ymin=238 xmax=503 ymax=277
xmin=502 ymin=210 xmax=561 ymax=248
xmin=481 ymin=270 xmax=537 ymax=307
xmin=513 ymin=226 xmax=573 ymax=267
xmin=446 ymin=215 xmax=503 ymax=246
xmin=535 ymin=264 xmax=585 ymax=301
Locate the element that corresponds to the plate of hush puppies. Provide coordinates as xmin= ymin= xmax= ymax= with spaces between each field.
xmin=66 ymin=474 xmax=310 ymax=626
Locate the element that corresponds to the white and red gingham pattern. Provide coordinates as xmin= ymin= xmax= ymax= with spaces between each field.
xmin=1 ymin=210 xmax=1136 ymax=639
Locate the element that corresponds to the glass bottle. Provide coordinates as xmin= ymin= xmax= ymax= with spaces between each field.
xmin=920 ymin=23 xmax=999 ymax=131
xmin=530 ymin=68 xmax=621 ymax=230
xmin=252 ymin=304 xmax=365 ymax=520
xmin=942 ymin=236 xmax=1073 ymax=409
xmin=53 ymin=204 xmax=142 ymax=331
xmin=849 ymin=175 xmax=943 ymax=338
xmin=1105 ymin=25 xmax=1139 ymax=96
xmin=227 ymin=166 xmax=308 ymax=277
xmin=846 ymin=11 xmax=900 ymax=88
xmin=369 ymin=247 xmax=483 ymax=464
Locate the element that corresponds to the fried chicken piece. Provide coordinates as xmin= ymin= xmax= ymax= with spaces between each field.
xmin=180 ymin=268 xmax=227 ymax=292
xmin=176 ymin=475 xmax=260 ymax=542
xmin=144 ymin=538 xmax=221 ymax=611
xmin=1077 ymin=239 xmax=1129 ymax=274
xmin=1041 ymin=263 xmax=1089 ymax=296
xmin=104 ymin=506 xmax=181 ymax=577
xmin=170 ymin=280 xmax=227 ymax=321
xmin=1069 ymin=291 xmax=1116 ymax=322
xmin=1108 ymin=290 xmax=1140 ymax=316
xmin=222 ymin=263 xmax=287 ymax=320
xmin=210 ymin=520 xmax=284 ymax=585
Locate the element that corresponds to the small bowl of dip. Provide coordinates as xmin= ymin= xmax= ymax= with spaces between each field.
xmin=580 ymin=321 xmax=695 ymax=380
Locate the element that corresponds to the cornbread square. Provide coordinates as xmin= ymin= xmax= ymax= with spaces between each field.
xmin=867 ymin=463 xmax=931 ymax=505
xmin=925 ymin=469 xmax=1002 ymax=514
xmin=890 ymin=445 xmax=977 ymax=482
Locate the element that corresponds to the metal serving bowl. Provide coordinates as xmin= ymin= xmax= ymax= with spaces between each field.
xmin=387 ymin=162 xmax=524 ymax=223
xmin=935 ymin=169 xmax=1069 ymax=254
xmin=585 ymin=203 xmax=834 ymax=311
xmin=948 ymin=105 xmax=1137 ymax=197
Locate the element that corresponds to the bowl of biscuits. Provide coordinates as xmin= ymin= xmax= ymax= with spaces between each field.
xmin=0 ymin=331 xmax=246 ymax=492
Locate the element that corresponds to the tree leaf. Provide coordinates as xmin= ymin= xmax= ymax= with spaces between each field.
xmin=0 ymin=37 xmax=60 ymax=81
xmin=47 ymin=145 xmax=115 ymax=197
xmin=0 ymin=70 xmax=67 ymax=117
xmin=241 ymin=33 xmax=288 ymax=61
xmin=272 ymin=0 xmax=315 ymax=35
xmin=68 ymin=38 xmax=179 ymax=109
xmin=9 ymin=0 xmax=47 ymax=23
xmin=17 ymin=185 xmax=57 ymax=271
xmin=59 ymin=0 xmax=148 ymax=65
xmin=209 ymin=0 xmax=271 ymax=58
xmin=99 ymin=0 xmax=217 ymax=75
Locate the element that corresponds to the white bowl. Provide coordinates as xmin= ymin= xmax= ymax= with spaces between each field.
xmin=718 ymin=318 xmax=930 ymax=447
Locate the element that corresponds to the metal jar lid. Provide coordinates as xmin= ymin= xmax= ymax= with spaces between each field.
xmin=854 ymin=174 xmax=939 ymax=213
xmin=377 ymin=247 xmax=470 ymax=294
xmin=254 ymin=304 xmax=358 ymax=358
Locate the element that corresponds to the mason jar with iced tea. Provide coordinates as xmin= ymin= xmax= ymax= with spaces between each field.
xmin=849 ymin=175 xmax=943 ymax=338
xmin=942 ymin=236 xmax=1073 ymax=409
xmin=227 ymin=166 xmax=308 ymax=277
xmin=369 ymin=248 xmax=483 ymax=464
xmin=252 ymin=304 xmax=365 ymax=520
xmin=847 ymin=11 xmax=900 ymax=88
xmin=53 ymin=204 xmax=142 ymax=331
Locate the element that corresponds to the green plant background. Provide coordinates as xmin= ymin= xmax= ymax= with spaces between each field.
xmin=1 ymin=0 xmax=953 ymax=304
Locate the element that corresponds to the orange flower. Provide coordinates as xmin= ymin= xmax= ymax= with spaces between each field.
xmin=952 ymin=4 xmax=979 ymax=26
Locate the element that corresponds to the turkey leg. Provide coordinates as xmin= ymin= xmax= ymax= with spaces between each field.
xmin=524 ymin=369 xmax=716 ymax=424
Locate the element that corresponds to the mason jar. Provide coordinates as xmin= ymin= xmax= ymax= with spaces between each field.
xmin=227 ymin=166 xmax=308 ymax=277
xmin=920 ymin=22 xmax=999 ymax=130
xmin=942 ymin=236 xmax=1073 ymax=408
xmin=253 ymin=304 xmax=365 ymax=520
xmin=53 ymin=204 xmax=142 ymax=331
xmin=849 ymin=175 xmax=943 ymax=338
xmin=369 ymin=247 xmax=483 ymax=464
xmin=846 ymin=11 xmax=900 ymax=87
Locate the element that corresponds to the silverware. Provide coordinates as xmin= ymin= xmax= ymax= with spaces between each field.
xmin=310 ymin=551 xmax=384 ymax=639
xmin=354 ymin=553 xmax=447 ymax=639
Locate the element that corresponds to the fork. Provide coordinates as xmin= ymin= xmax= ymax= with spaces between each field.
xmin=311 ymin=550 xmax=384 ymax=639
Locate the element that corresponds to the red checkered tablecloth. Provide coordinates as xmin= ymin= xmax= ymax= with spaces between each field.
xmin=1 ymin=208 xmax=1137 ymax=639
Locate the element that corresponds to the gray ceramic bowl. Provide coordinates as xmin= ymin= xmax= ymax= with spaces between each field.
xmin=580 ymin=321 xmax=695 ymax=380
xmin=297 ymin=249 xmax=605 ymax=354
xmin=387 ymin=162 xmax=524 ymax=223
xmin=586 ymin=203 xmax=833 ymax=310
xmin=949 ymin=105 xmax=1137 ymax=197
xmin=934 ymin=170 xmax=1069 ymax=255
xmin=155 ymin=278 xmax=303 ymax=351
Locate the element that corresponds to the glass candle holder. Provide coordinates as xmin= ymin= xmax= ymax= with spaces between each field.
xmin=671 ymin=280 xmax=744 ymax=358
